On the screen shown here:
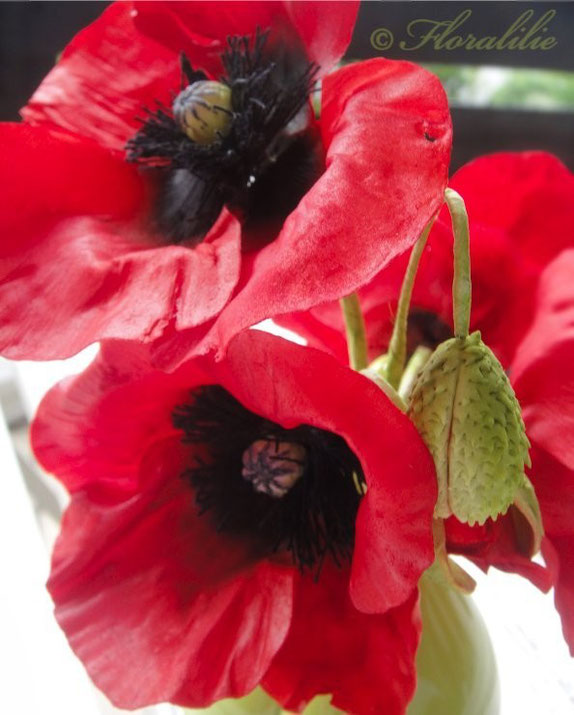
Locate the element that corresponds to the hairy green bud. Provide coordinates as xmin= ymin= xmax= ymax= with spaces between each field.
xmin=408 ymin=331 xmax=531 ymax=526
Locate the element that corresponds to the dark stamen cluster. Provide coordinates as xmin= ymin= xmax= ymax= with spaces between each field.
xmin=126 ymin=30 xmax=320 ymax=243
xmin=172 ymin=385 xmax=364 ymax=573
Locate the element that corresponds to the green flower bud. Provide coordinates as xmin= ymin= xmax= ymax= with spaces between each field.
xmin=407 ymin=331 xmax=531 ymax=526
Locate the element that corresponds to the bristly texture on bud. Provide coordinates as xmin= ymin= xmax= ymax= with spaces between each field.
xmin=408 ymin=331 xmax=532 ymax=526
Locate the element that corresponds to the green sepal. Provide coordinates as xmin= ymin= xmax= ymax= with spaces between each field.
xmin=512 ymin=476 xmax=544 ymax=557
xmin=408 ymin=331 xmax=531 ymax=526
xmin=431 ymin=519 xmax=476 ymax=594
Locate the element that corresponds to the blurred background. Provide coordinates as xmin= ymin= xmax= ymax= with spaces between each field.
xmin=0 ymin=2 xmax=573 ymax=714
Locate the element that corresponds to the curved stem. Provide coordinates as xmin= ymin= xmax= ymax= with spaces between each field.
xmin=385 ymin=219 xmax=435 ymax=389
xmin=339 ymin=293 xmax=368 ymax=371
xmin=444 ymin=188 xmax=472 ymax=339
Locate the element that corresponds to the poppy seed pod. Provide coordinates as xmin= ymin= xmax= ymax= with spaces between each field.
xmin=173 ymin=80 xmax=233 ymax=145
xmin=408 ymin=330 xmax=531 ymax=526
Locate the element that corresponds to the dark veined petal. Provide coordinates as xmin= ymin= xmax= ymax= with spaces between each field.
xmin=263 ymin=564 xmax=420 ymax=714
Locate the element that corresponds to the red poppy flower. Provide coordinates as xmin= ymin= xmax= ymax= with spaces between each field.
xmin=0 ymin=0 xmax=451 ymax=366
xmin=276 ymin=152 xmax=574 ymax=649
xmin=32 ymin=330 xmax=436 ymax=712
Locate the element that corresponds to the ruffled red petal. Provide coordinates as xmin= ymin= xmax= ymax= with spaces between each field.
xmin=31 ymin=341 xmax=197 ymax=498
xmin=220 ymin=332 xmax=437 ymax=613
xmin=33 ymin=331 xmax=436 ymax=615
xmin=22 ymin=3 xmax=180 ymax=152
xmin=0 ymin=123 xmax=143 ymax=236
xmin=513 ymin=250 xmax=574 ymax=471
xmin=450 ymin=152 xmax=574 ymax=268
xmin=525 ymin=447 xmax=574 ymax=654
xmin=0 ymin=125 xmax=241 ymax=361
xmin=132 ymin=0 xmax=359 ymax=76
xmin=156 ymin=58 xmax=451 ymax=366
xmin=48 ymin=440 xmax=294 ymax=708
xmin=522 ymin=455 xmax=573 ymax=654
xmin=263 ymin=563 xmax=420 ymax=714
xmin=23 ymin=0 xmax=358 ymax=152
xmin=278 ymin=152 xmax=571 ymax=367
xmin=548 ymin=535 xmax=574 ymax=656
xmin=445 ymin=516 xmax=554 ymax=593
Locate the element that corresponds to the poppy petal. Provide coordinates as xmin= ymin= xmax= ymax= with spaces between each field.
xmin=193 ymin=59 xmax=451 ymax=360
xmin=276 ymin=153 xmax=562 ymax=367
xmin=22 ymin=2 xmax=180 ymax=152
xmin=450 ymin=152 xmax=574 ymax=268
xmin=220 ymin=331 xmax=437 ymax=613
xmin=0 ymin=126 xmax=241 ymax=361
xmin=513 ymin=250 xmax=574 ymax=471
xmin=34 ymin=330 xmax=436 ymax=612
xmin=526 ymin=447 xmax=574 ymax=654
xmin=263 ymin=564 xmax=420 ymax=714
xmin=132 ymin=0 xmax=359 ymax=75
xmin=31 ymin=341 xmax=197 ymax=498
xmin=48 ymin=445 xmax=294 ymax=709
xmin=445 ymin=517 xmax=554 ymax=593
xmin=0 ymin=123 xmax=143 ymax=236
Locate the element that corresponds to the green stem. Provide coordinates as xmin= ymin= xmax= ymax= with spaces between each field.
xmin=339 ymin=293 xmax=368 ymax=371
xmin=444 ymin=188 xmax=472 ymax=339
xmin=385 ymin=219 xmax=435 ymax=389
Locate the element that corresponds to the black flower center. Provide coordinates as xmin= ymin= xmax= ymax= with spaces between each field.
xmin=172 ymin=385 xmax=365 ymax=572
xmin=127 ymin=30 xmax=322 ymax=246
